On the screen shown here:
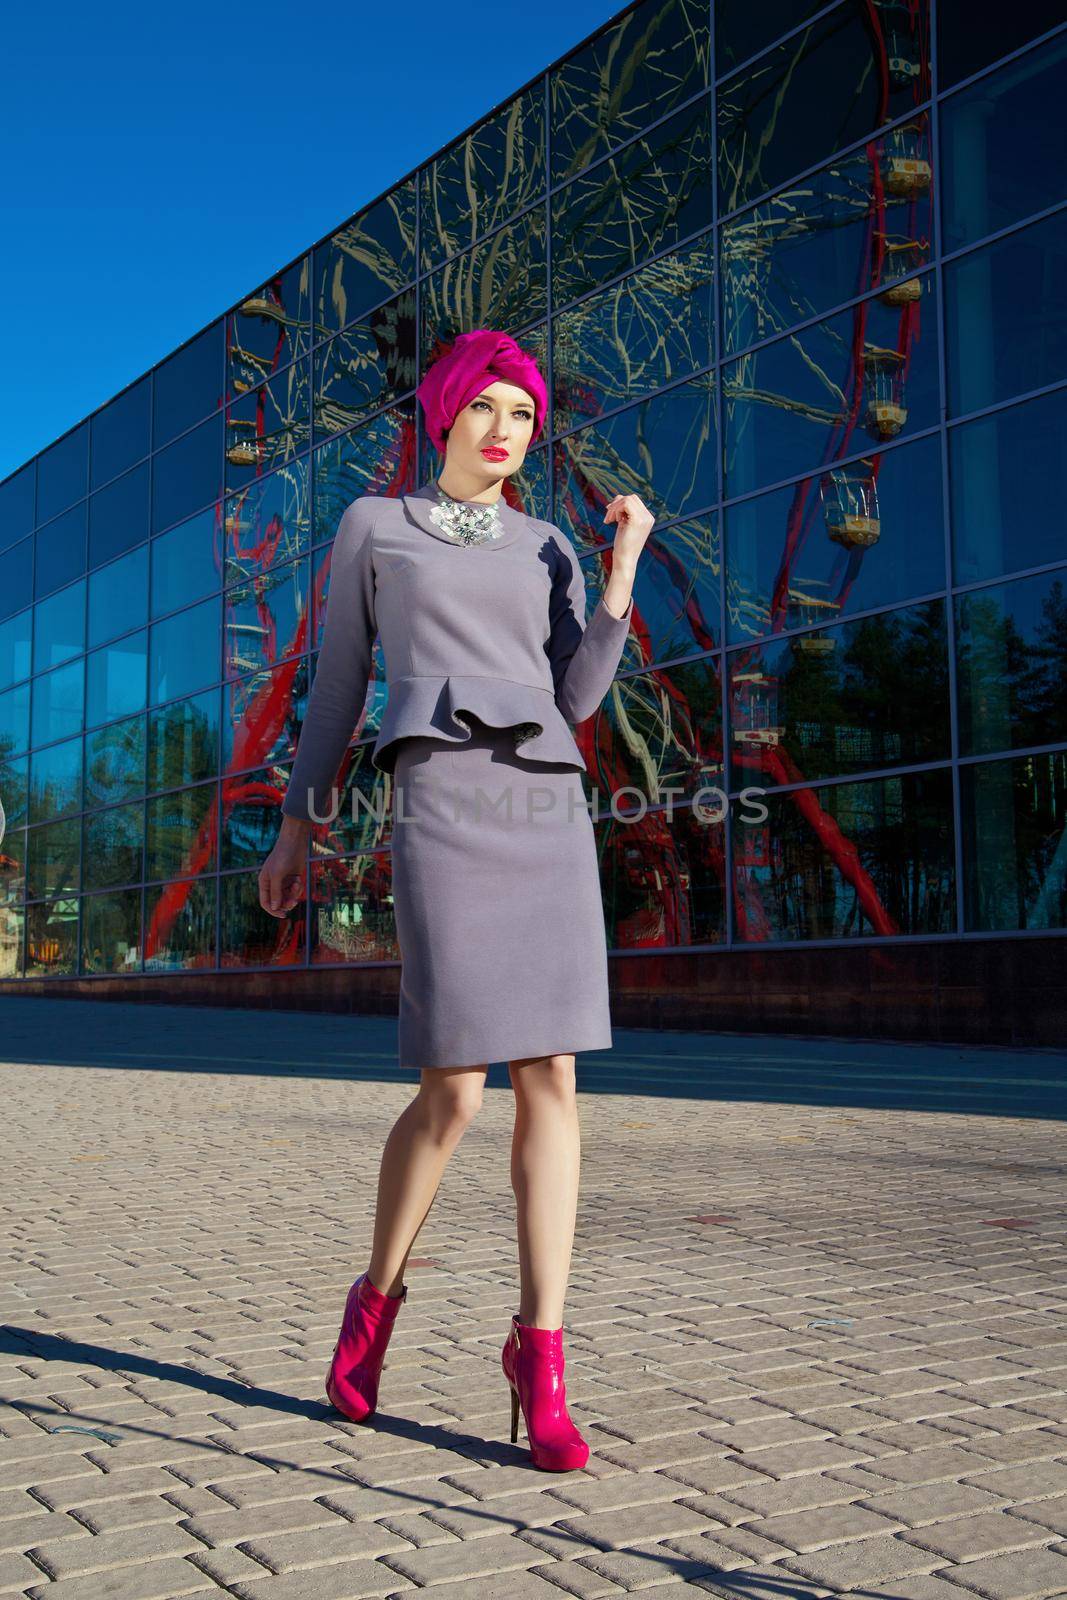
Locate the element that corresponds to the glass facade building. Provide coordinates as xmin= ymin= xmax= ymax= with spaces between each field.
xmin=1 ymin=0 xmax=1065 ymax=1042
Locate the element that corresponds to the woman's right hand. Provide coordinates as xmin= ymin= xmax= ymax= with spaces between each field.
xmin=259 ymin=820 xmax=310 ymax=917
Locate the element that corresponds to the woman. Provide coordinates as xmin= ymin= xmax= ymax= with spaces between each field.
xmin=259 ymin=328 xmax=652 ymax=1472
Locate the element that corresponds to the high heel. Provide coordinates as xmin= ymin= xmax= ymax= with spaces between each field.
xmin=325 ymin=1271 xmax=407 ymax=1423
xmin=501 ymin=1314 xmax=590 ymax=1471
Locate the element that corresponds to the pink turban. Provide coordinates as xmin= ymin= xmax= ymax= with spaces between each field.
xmin=416 ymin=328 xmax=548 ymax=453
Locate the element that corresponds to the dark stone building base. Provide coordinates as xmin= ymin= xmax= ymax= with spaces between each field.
xmin=2 ymin=937 xmax=1063 ymax=1048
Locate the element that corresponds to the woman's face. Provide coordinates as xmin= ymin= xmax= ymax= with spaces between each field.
xmin=443 ymin=380 xmax=537 ymax=482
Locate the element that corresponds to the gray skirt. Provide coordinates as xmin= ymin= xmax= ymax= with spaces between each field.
xmin=388 ymin=716 xmax=613 ymax=1069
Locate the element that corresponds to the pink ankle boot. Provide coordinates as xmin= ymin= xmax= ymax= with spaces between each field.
xmin=325 ymin=1271 xmax=407 ymax=1422
xmin=501 ymin=1314 xmax=590 ymax=1471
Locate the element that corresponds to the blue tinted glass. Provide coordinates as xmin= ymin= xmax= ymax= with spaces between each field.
xmin=28 ymin=736 xmax=82 ymax=823
xmin=956 ymin=568 xmax=1067 ymax=756
xmin=88 ymin=544 xmax=150 ymax=649
xmin=147 ymin=688 xmax=220 ymax=793
xmin=34 ymin=502 xmax=88 ymax=601
xmin=944 ymin=207 xmax=1067 ymax=417
xmin=31 ymin=658 xmax=85 ymax=748
xmin=36 ymin=424 xmax=88 ymax=525
xmin=88 ymin=461 xmax=150 ymax=570
xmin=84 ymin=714 xmax=147 ymax=809
xmin=151 ymin=412 xmax=224 ymax=536
xmin=0 ymin=541 xmax=33 ymax=624
xmin=150 ymin=596 xmax=220 ymax=706
xmin=725 ymin=432 xmax=945 ymax=644
xmin=0 ymin=608 xmax=32 ymax=692
xmin=941 ymin=33 xmax=1067 ymax=254
xmin=938 ymin=0 xmax=1064 ymax=90
xmin=33 ymin=580 xmax=85 ymax=672
xmin=0 ymin=682 xmax=30 ymax=758
xmin=152 ymin=322 xmax=223 ymax=450
xmin=960 ymin=749 xmax=1067 ymax=931
xmin=0 ymin=466 xmax=34 ymax=556
xmin=90 ymin=377 xmax=151 ymax=491
xmin=86 ymin=630 xmax=148 ymax=730
xmin=950 ymin=387 xmax=1067 ymax=585
xmin=151 ymin=507 xmax=220 ymax=620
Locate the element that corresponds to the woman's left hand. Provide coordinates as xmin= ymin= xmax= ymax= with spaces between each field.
xmin=603 ymin=493 xmax=654 ymax=566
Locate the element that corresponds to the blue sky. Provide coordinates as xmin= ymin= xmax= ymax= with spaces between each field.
xmin=0 ymin=0 xmax=618 ymax=483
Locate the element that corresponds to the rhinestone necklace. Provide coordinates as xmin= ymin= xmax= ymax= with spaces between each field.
xmin=429 ymin=481 xmax=506 ymax=546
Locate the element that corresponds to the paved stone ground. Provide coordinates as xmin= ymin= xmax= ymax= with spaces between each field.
xmin=2 ymin=999 xmax=1067 ymax=1599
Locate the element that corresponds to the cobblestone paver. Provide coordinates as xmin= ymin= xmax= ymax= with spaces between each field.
xmin=2 ymin=999 xmax=1067 ymax=1597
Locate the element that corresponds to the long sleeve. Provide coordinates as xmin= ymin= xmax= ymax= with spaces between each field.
xmin=281 ymin=499 xmax=378 ymax=822
xmin=546 ymin=527 xmax=633 ymax=725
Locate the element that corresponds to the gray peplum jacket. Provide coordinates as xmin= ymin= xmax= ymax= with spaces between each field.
xmin=280 ymin=479 xmax=635 ymax=823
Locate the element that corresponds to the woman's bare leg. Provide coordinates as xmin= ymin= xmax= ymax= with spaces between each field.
xmin=367 ymin=1065 xmax=487 ymax=1296
xmin=508 ymin=1054 xmax=580 ymax=1327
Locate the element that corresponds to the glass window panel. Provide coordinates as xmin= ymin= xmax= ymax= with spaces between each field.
xmin=309 ymin=850 xmax=399 ymax=964
xmin=715 ymin=0 xmax=830 ymax=79
xmin=722 ymin=116 xmax=933 ymax=358
xmin=25 ymin=898 xmax=79 ymax=976
xmin=938 ymin=0 xmax=1064 ymax=91
xmin=36 ymin=423 xmax=88 ymax=526
xmin=733 ymin=766 xmax=955 ymax=939
xmin=0 ymin=465 xmax=35 ymax=556
xmin=224 ymin=358 xmax=310 ymax=495
xmin=34 ymin=501 xmax=88 ymax=601
xmin=943 ymin=34 xmax=1067 ymax=251
xmin=143 ymin=876 xmax=216 ymax=971
xmin=420 ymin=213 xmax=547 ymax=359
xmin=223 ymin=457 xmax=310 ymax=588
xmin=421 ymin=87 xmax=545 ymax=273
xmin=152 ymin=321 xmax=224 ymax=450
xmin=598 ymin=654 xmax=723 ymax=808
xmin=960 ymin=748 xmax=1067 ymax=931
xmin=90 ymin=377 xmax=150 ymax=491
xmin=1 ymin=753 xmax=28 ymax=831
xmin=147 ymin=688 xmax=220 ymax=794
xmin=310 ymin=403 xmax=416 ymax=546
xmin=88 ymin=544 xmax=149 ymax=650
xmin=729 ymin=598 xmax=950 ymax=787
xmin=28 ymin=735 xmax=82 ymax=823
xmin=945 ymin=206 xmax=1067 ymax=420
xmin=224 ymin=555 xmax=308 ymax=680
xmin=0 ymin=608 xmax=32 ymax=693
xmin=0 ymin=682 xmax=30 ymax=759
xmin=599 ymin=801 xmax=727 ymax=949
xmin=551 ymin=0 xmax=710 ymax=185
xmin=950 ymin=387 xmax=1067 ymax=586
xmin=31 ymin=658 xmax=84 ymax=749
xmin=607 ymin=513 xmax=719 ymax=666
xmin=221 ymin=650 xmax=372 ymax=802
xmin=723 ymin=274 xmax=939 ymax=500
xmin=150 ymin=594 xmax=220 ymax=706
xmin=26 ymin=818 xmax=80 ymax=899
xmin=83 ymin=803 xmax=144 ymax=892
xmin=80 ymin=886 xmax=143 ymax=974
xmin=552 ymin=237 xmax=714 ymax=431
xmin=86 ymin=629 xmax=148 ymax=730
xmin=284 ymin=740 xmax=389 ymax=858
xmin=313 ymin=294 xmax=416 ymax=444
xmin=227 ymin=255 xmax=311 ymax=395
xmin=0 ymin=902 xmax=24 ymax=978
xmin=554 ymin=375 xmax=717 ymax=545
xmin=151 ymin=412 xmax=224 ymax=536
xmin=88 ymin=461 xmax=150 ymax=571
xmin=85 ymin=713 xmax=147 ymax=810
xmin=0 ymin=540 xmax=33 ymax=625
xmin=718 ymin=2 xmax=931 ymax=216
xmin=725 ymin=433 xmax=945 ymax=645
xmin=313 ymin=181 xmax=417 ymax=342
xmin=221 ymin=761 xmax=293 ymax=872
xmin=1 ymin=833 xmax=25 ymax=905
xmin=145 ymin=781 xmax=218 ymax=882
xmin=32 ymin=579 xmax=85 ymax=672
xmin=151 ymin=507 xmax=221 ymax=621
xmin=551 ymin=98 xmax=712 ymax=308
xmin=219 ymin=863 xmax=309 ymax=967
xmin=956 ymin=569 xmax=1067 ymax=757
